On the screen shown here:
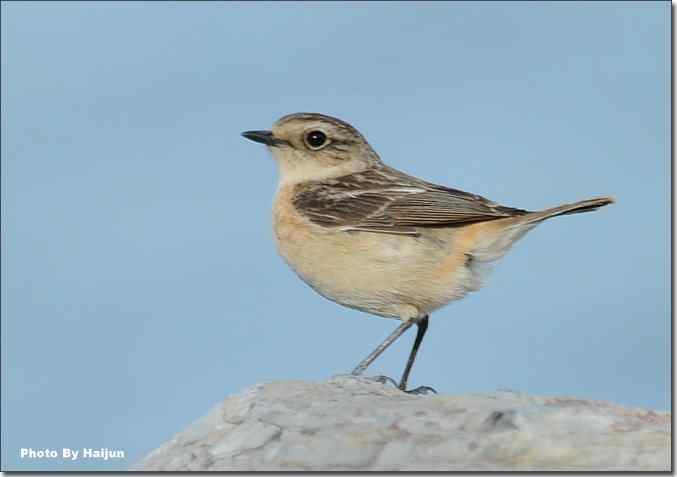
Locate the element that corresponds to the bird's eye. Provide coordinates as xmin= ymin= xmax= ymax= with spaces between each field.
xmin=304 ymin=130 xmax=328 ymax=150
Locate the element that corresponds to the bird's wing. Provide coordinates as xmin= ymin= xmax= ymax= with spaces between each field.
xmin=292 ymin=166 xmax=528 ymax=236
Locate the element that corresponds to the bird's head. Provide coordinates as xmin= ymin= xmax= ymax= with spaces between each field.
xmin=242 ymin=113 xmax=382 ymax=184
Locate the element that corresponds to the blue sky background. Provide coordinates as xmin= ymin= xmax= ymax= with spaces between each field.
xmin=1 ymin=1 xmax=670 ymax=471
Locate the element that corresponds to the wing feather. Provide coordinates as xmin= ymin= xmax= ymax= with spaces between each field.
xmin=292 ymin=166 xmax=528 ymax=235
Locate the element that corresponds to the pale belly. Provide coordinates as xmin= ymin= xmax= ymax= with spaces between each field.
xmin=273 ymin=190 xmax=485 ymax=320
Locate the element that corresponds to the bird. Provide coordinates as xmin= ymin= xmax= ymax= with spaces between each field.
xmin=242 ymin=112 xmax=614 ymax=394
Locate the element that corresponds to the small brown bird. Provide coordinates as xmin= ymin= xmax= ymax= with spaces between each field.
xmin=242 ymin=113 xmax=614 ymax=394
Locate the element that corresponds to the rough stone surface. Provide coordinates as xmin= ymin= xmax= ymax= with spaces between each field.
xmin=132 ymin=377 xmax=671 ymax=471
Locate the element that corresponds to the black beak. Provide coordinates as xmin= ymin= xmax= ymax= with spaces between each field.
xmin=241 ymin=130 xmax=282 ymax=146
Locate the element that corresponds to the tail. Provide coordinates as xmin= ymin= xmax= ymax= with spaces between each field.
xmin=519 ymin=196 xmax=615 ymax=225
xmin=468 ymin=196 xmax=615 ymax=265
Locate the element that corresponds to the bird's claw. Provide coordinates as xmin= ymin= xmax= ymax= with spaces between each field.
xmin=371 ymin=375 xmax=399 ymax=388
xmin=404 ymin=385 xmax=437 ymax=395
xmin=372 ymin=376 xmax=436 ymax=395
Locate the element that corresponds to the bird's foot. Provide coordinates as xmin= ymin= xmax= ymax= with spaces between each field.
xmin=332 ymin=374 xmax=399 ymax=388
xmin=371 ymin=375 xmax=399 ymax=388
xmin=404 ymin=385 xmax=437 ymax=395
xmin=372 ymin=375 xmax=437 ymax=395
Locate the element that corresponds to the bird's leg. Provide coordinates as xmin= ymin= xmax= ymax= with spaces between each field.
xmin=351 ymin=320 xmax=413 ymax=376
xmin=350 ymin=316 xmax=436 ymax=395
xmin=398 ymin=315 xmax=436 ymax=394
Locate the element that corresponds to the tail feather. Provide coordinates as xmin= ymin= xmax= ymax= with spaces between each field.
xmin=520 ymin=196 xmax=615 ymax=225
xmin=469 ymin=196 xmax=614 ymax=264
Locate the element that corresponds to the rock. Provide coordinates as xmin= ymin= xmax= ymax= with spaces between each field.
xmin=131 ymin=377 xmax=670 ymax=471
